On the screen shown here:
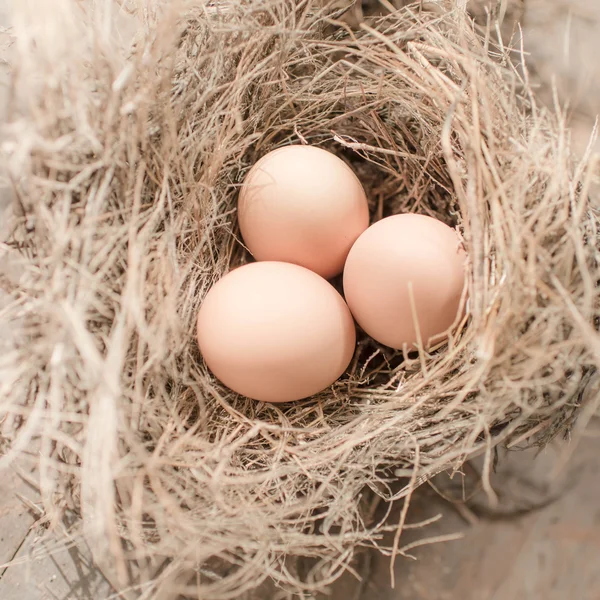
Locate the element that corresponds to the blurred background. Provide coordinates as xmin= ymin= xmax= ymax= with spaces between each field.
xmin=0 ymin=1 xmax=599 ymax=599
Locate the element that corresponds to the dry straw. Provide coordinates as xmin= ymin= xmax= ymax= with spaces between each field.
xmin=1 ymin=0 xmax=599 ymax=598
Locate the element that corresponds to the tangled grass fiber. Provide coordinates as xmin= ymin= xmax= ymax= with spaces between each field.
xmin=1 ymin=0 xmax=599 ymax=597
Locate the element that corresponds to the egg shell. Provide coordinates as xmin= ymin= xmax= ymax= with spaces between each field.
xmin=197 ymin=261 xmax=357 ymax=403
xmin=343 ymin=214 xmax=467 ymax=350
xmin=238 ymin=145 xmax=369 ymax=279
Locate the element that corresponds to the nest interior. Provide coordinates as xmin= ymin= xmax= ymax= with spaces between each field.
xmin=1 ymin=0 xmax=599 ymax=598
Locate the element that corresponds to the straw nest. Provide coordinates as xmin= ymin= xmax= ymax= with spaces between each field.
xmin=1 ymin=0 xmax=599 ymax=598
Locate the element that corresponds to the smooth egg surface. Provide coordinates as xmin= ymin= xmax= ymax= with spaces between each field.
xmin=197 ymin=261 xmax=356 ymax=402
xmin=343 ymin=214 xmax=467 ymax=350
xmin=238 ymin=145 xmax=369 ymax=279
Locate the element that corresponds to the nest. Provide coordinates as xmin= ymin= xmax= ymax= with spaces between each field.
xmin=1 ymin=0 xmax=599 ymax=598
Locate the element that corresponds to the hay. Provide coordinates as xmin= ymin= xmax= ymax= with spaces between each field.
xmin=1 ymin=0 xmax=599 ymax=597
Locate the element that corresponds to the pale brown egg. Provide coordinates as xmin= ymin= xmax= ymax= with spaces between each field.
xmin=196 ymin=262 xmax=356 ymax=403
xmin=343 ymin=214 xmax=467 ymax=350
xmin=238 ymin=145 xmax=369 ymax=279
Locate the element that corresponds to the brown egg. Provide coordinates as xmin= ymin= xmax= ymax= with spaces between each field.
xmin=343 ymin=214 xmax=467 ymax=350
xmin=238 ymin=145 xmax=369 ymax=279
xmin=197 ymin=262 xmax=356 ymax=403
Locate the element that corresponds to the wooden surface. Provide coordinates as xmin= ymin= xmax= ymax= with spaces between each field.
xmin=0 ymin=465 xmax=113 ymax=600
xmin=330 ymin=433 xmax=600 ymax=600
xmin=1 ymin=1 xmax=599 ymax=599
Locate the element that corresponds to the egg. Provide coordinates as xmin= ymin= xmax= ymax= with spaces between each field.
xmin=238 ymin=145 xmax=369 ymax=279
xmin=196 ymin=261 xmax=356 ymax=402
xmin=343 ymin=214 xmax=467 ymax=350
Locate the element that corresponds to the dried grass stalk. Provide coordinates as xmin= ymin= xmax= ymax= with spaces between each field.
xmin=1 ymin=0 xmax=599 ymax=598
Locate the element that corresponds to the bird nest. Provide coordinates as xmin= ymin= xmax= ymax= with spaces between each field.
xmin=1 ymin=0 xmax=598 ymax=598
